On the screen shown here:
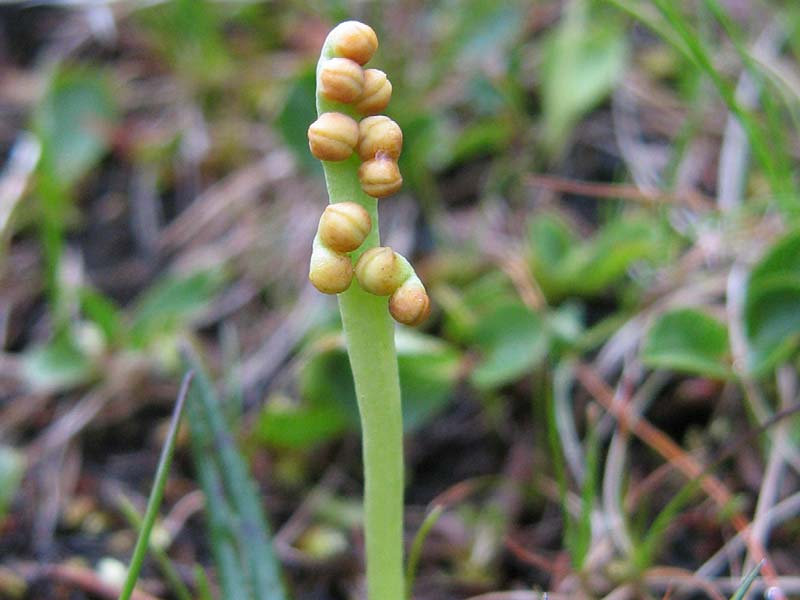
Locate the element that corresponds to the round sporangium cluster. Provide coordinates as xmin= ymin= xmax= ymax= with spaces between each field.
xmin=309 ymin=202 xmax=372 ymax=294
xmin=354 ymin=247 xmax=431 ymax=327
xmin=307 ymin=21 xmax=430 ymax=327
xmin=308 ymin=22 xmax=402 ymax=199
xmin=307 ymin=112 xmax=359 ymax=161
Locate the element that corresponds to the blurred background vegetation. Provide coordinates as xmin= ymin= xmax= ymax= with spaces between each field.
xmin=0 ymin=1 xmax=799 ymax=598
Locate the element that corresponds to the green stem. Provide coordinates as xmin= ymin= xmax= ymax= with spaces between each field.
xmin=315 ymin=36 xmax=405 ymax=600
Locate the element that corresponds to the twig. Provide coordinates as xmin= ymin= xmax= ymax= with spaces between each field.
xmin=526 ymin=174 xmax=711 ymax=210
xmin=716 ymin=23 xmax=784 ymax=211
xmin=573 ymin=362 xmax=780 ymax=585
xmin=602 ymin=371 xmax=670 ymax=555
xmin=643 ymin=567 xmax=725 ymax=600
xmin=745 ymin=367 xmax=794 ymax=570
xmin=647 ymin=575 xmax=800 ymax=596
xmin=34 ymin=563 xmax=162 ymax=600
xmin=0 ymin=133 xmax=40 ymax=238
xmin=158 ymin=153 xmax=294 ymax=252
xmin=697 ymin=490 xmax=800 ymax=577
xmin=465 ymin=592 xmax=571 ymax=600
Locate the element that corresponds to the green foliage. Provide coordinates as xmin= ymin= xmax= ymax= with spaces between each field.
xmin=130 ymin=270 xmax=226 ymax=348
xmin=642 ymin=308 xmax=732 ymax=379
xmin=79 ymin=288 xmax=124 ymax=346
xmin=632 ymin=476 xmax=702 ymax=571
xmin=257 ymin=329 xmax=461 ymax=449
xmin=615 ymin=0 xmax=798 ymax=208
xmin=276 ymin=68 xmax=323 ymax=174
xmin=9 ymin=3 xmax=800 ymax=596
xmin=528 ymin=213 xmax=668 ymax=300
xmin=256 ymin=395 xmax=348 ymax=450
xmin=429 ymin=1 xmax=525 ymax=80
xmin=569 ymin=418 xmax=600 ymax=570
xmin=20 ymin=270 xmax=224 ymax=393
xmin=449 ymin=115 xmax=516 ymax=164
xmin=32 ymin=66 xmax=117 ymax=316
xmin=470 ymin=303 xmax=548 ymax=389
xmin=0 ymin=446 xmax=24 ymax=523
xmin=137 ymin=0 xmax=230 ymax=84
xmin=33 ymin=67 xmax=117 ymax=188
xmin=22 ymin=331 xmax=95 ymax=392
xmin=440 ymin=270 xmax=519 ymax=343
xmin=744 ymin=229 xmax=800 ymax=375
xmin=541 ymin=1 xmax=628 ymax=154
xmin=395 ymin=330 xmax=463 ymax=428
xmin=437 ymin=267 xmax=594 ymax=391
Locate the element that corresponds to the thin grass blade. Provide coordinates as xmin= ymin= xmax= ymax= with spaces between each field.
xmin=405 ymin=504 xmax=444 ymax=597
xmin=118 ymin=371 xmax=194 ymax=600
xmin=730 ymin=560 xmax=764 ymax=600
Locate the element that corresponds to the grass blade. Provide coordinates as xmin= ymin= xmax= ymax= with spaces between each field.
xmin=118 ymin=371 xmax=194 ymax=600
xmin=545 ymin=363 xmax=576 ymax=565
xmin=194 ymin=566 xmax=214 ymax=600
xmin=730 ymin=560 xmax=764 ymax=600
xmin=405 ymin=504 xmax=444 ymax=597
xmin=649 ymin=0 xmax=786 ymax=198
xmin=191 ymin=448 xmax=250 ymax=600
xmin=575 ymin=414 xmax=600 ymax=570
xmin=117 ymin=495 xmax=193 ymax=600
xmin=183 ymin=343 xmax=287 ymax=600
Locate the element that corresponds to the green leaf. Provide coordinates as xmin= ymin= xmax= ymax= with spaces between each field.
xmin=642 ymin=308 xmax=731 ymax=379
xmin=470 ymin=303 xmax=549 ymax=389
xmin=563 ymin=219 xmax=664 ymax=294
xmin=440 ymin=270 xmax=520 ymax=343
xmin=295 ymin=330 xmax=461 ymax=442
xmin=744 ymin=230 xmax=800 ymax=375
xmin=276 ymin=68 xmax=324 ymax=175
xmin=529 ymin=213 xmax=576 ymax=269
xmin=130 ymin=270 xmax=224 ymax=348
xmin=256 ymin=396 xmax=349 ymax=450
xmin=450 ymin=116 xmax=515 ymax=164
xmin=570 ymin=419 xmax=600 ymax=569
xmin=749 ymin=229 xmax=800 ymax=289
xmin=546 ymin=302 xmax=585 ymax=352
xmin=80 ymin=288 xmax=124 ymax=344
xmin=22 ymin=332 xmax=95 ymax=392
xmin=430 ymin=1 xmax=525 ymax=79
xmin=406 ymin=505 xmax=444 ymax=596
xmin=299 ymin=344 xmax=360 ymax=428
xmin=395 ymin=329 xmax=463 ymax=428
xmin=456 ymin=3 xmax=525 ymax=63
xmin=0 ymin=446 xmax=25 ymax=523
xmin=137 ymin=0 xmax=230 ymax=83
xmin=527 ymin=213 xmax=577 ymax=298
xmin=528 ymin=214 xmax=668 ymax=300
xmin=33 ymin=67 xmax=116 ymax=187
xmin=745 ymin=279 xmax=800 ymax=376
xmin=541 ymin=3 xmax=628 ymax=153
